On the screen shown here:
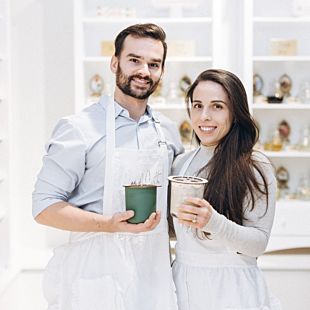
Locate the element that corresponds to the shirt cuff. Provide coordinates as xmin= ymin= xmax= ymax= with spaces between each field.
xmin=202 ymin=208 xmax=224 ymax=234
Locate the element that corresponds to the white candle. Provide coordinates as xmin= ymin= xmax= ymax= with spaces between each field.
xmin=168 ymin=176 xmax=208 ymax=217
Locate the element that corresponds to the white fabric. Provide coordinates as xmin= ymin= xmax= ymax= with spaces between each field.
xmin=43 ymin=95 xmax=177 ymax=310
xmin=172 ymin=146 xmax=282 ymax=310
xmin=32 ymin=96 xmax=184 ymax=217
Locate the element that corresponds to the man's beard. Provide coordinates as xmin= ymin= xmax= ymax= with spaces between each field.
xmin=116 ymin=65 xmax=161 ymax=100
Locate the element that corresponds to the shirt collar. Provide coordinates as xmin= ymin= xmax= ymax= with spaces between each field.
xmin=99 ymin=95 xmax=156 ymax=123
xmin=114 ymin=101 xmax=155 ymax=123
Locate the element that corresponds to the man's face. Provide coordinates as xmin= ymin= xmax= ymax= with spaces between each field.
xmin=112 ymin=35 xmax=164 ymax=100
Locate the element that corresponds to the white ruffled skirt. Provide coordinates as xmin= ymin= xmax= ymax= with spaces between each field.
xmin=172 ymin=251 xmax=282 ymax=310
xmin=43 ymin=231 xmax=177 ymax=310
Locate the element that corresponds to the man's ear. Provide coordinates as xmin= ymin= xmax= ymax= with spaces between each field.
xmin=110 ymin=55 xmax=118 ymax=74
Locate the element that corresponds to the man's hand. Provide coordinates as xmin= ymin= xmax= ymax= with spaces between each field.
xmin=108 ymin=210 xmax=161 ymax=233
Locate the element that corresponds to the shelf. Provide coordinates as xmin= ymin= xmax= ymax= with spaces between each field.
xmin=0 ymin=267 xmax=19 ymax=294
xmin=0 ymin=208 xmax=5 ymax=222
xmin=83 ymin=17 xmax=212 ymax=24
xmin=276 ymin=200 xmax=310 ymax=208
xmin=254 ymin=17 xmax=310 ymax=23
xmin=258 ymin=254 xmax=310 ymax=270
xmin=253 ymin=56 xmax=310 ymax=62
xmin=263 ymin=151 xmax=310 ymax=158
xmin=252 ymin=103 xmax=310 ymax=110
xmin=83 ymin=56 xmax=212 ymax=63
xmin=150 ymin=103 xmax=186 ymax=110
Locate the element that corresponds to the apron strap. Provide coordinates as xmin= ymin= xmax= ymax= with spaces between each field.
xmin=103 ymin=96 xmax=115 ymax=211
xmin=153 ymin=117 xmax=169 ymax=185
xmin=179 ymin=147 xmax=201 ymax=176
xmin=103 ymin=97 xmax=170 ymax=213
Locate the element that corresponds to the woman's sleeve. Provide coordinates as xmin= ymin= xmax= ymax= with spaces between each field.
xmin=203 ymin=155 xmax=277 ymax=257
xmin=32 ymin=118 xmax=87 ymax=218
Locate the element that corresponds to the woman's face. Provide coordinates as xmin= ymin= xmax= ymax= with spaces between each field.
xmin=190 ymin=80 xmax=233 ymax=147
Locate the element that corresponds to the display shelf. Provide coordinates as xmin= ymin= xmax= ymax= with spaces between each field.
xmin=0 ymin=208 xmax=5 ymax=222
xmin=83 ymin=17 xmax=212 ymax=24
xmin=83 ymin=56 xmax=213 ymax=63
xmin=252 ymin=103 xmax=310 ymax=110
xmin=276 ymin=200 xmax=310 ymax=208
xmin=267 ymin=203 xmax=310 ymax=252
xmin=263 ymin=151 xmax=310 ymax=158
xmin=253 ymin=56 xmax=310 ymax=62
xmin=0 ymin=267 xmax=19 ymax=293
xmin=253 ymin=17 xmax=310 ymax=23
xmin=74 ymin=0 xmax=310 ymax=254
xmin=0 ymin=0 xmax=16 ymax=294
xmin=150 ymin=103 xmax=186 ymax=110
xmin=248 ymin=0 xmax=310 ymax=251
xmin=258 ymin=254 xmax=310 ymax=270
xmin=75 ymin=0 xmax=214 ymax=111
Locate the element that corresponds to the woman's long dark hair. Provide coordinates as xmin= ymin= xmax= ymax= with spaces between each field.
xmin=186 ymin=69 xmax=269 ymax=225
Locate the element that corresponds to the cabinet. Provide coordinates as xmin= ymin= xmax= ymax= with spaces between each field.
xmin=244 ymin=0 xmax=310 ymax=251
xmin=74 ymin=0 xmax=214 ymax=112
xmin=74 ymin=0 xmax=310 ymax=252
xmin=0 ymin=0 xmax=17 ymax=292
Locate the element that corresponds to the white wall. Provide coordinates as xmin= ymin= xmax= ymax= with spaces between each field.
xmin=10 ymin=0 xmax=74 ymax=266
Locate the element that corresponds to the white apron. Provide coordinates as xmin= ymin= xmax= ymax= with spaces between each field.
xmin=172 ymin=148 xmax=282 ymax=310
xmin=43 ymin=96 xmax=178 ymax=310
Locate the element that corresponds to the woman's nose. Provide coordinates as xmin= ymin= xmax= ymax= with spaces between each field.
xmin=200 ymin=107 xmax=211 ymax=121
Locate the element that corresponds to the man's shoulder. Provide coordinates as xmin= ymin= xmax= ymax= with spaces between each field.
xmin=65 ymin=101 xmax=103 ymax=126
xmin=54 ymin=101 xmax=105 ymax=143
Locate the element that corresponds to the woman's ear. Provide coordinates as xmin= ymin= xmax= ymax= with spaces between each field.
xmin=110 ymin=55 xmax=118 ymax=74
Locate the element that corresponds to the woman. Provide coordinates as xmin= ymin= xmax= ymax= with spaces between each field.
xmin=171 ymin=69 xmax=281 ymax=309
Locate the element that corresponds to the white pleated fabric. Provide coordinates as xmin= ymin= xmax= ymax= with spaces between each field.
xmin=42 ymin=96 xmax=177 ymax=310
xmin=172 ymin=147 xmax=282 ymax=310
xmin=173 ymin=246 xmax=282 ymax=310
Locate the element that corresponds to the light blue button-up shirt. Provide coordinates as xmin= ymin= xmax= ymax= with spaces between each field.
xmin=32 ymin=98 xmax=184 ymax=218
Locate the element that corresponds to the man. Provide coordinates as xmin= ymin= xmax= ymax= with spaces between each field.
xmin=33 ymin=23 xmax=184 ymax=310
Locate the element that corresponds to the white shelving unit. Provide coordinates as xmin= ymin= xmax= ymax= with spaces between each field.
xmin=0 ymin=0 xmax=19 ymax=293
xmin=74 ymin=0 xmax=214 ymax=112
xmin=244 ymin=0 xmax=310 ymax=252
xmin=74 ymin=0 xmax=310 ymax=253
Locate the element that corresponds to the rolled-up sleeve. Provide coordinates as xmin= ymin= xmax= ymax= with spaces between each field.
xmin=32 ymin=118 xmax=87 ymax=218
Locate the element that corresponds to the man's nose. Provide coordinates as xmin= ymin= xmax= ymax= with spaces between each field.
xmin=137 ymin=63 xmax=151 ymax=76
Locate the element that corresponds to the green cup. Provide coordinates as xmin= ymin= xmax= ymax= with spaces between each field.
xmin=124 ymin=185 xmax=158 ymax=224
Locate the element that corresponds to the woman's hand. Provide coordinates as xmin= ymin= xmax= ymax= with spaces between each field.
xmin=177 ymin=197 xmax=213 ymax=229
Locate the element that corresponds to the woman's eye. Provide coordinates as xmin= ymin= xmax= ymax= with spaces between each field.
xmin=192 ymin=103 xmax=202 ymax=109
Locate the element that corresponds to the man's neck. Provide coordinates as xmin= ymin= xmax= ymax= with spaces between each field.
xmin=113 ymin=88 xmax=148 ymax=122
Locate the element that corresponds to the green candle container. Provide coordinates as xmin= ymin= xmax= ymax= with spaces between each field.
xmin=124 ymin=185 xmax=158 ymax=224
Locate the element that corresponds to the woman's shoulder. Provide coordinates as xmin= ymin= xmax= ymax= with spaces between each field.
xmin=251 ymin=150 xmax=272 ymax=166
xmin=251 ymin=150 xmax=276 ymax=179
xmin=171 ymin=148 xmax=198 ymax=175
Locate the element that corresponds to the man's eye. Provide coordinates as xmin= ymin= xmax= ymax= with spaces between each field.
xmin=130 ymin=58 xmax=139 ymax=63
xmin=149 ymin=63 xmax=159 ymax=68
